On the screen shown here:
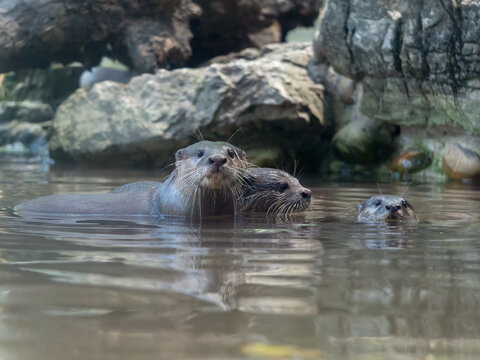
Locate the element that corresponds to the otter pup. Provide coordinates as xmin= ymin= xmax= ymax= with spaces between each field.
xmin=239 ymin=168 xmax=311 ymax=215
xmin=357 ymin=195 xmax=418 ymax=223
xmin=16 ymin=141 xmax=248 ymax=219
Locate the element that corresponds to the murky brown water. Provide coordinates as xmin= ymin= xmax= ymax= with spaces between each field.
xmin=1 ymin=154 xmax=480 ymax=360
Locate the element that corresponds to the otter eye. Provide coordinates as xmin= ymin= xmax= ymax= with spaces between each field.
xmin=196 ymin=149 xmax=204 ymax=158
xmin=227 ymin=148 xmax=235 ymax=158
xmin=279 ymin=182 xmax=289 ymax=192
xmin=401 ymin=200 xmax=407 ymax=207
xmin=374 ymin=199 xmax=382 ymax=207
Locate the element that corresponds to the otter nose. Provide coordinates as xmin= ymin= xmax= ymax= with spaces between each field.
xmin=208 ymin=155 xmax=227 ymax=167
xmin=386 ymin=204 xmax=400 ymax=212
xmin=301 ymin=189 xmax=311 ymax=200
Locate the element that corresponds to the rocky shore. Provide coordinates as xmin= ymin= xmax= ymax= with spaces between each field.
xmin=1 ymin=0 xmax=479 ymax=181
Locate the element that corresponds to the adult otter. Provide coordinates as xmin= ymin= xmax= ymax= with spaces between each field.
xmin=239 ymin=168 xmax=311 ymax=215
xmin=16 ymin=141 xmax=248 ymax=218
xmin=357 ymin=195 xmax=418 ymax=223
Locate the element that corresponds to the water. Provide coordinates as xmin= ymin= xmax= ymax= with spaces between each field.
xmin=1 ymin=154 xmax=480 ymax=360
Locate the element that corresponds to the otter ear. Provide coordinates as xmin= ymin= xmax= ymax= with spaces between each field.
xmin=175 ymin=149 xmax=186 ymax=162
xmin=240 ymin=150 xmax=247 ymax=159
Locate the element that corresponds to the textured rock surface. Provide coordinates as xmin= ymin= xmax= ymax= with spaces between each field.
xmin=0 ymin=102 xmax=53 ymax=124
xmin=0 ymin=101 xmax=53 ymax=151
xmin=332 ymin=117 xmax=398 ymax=165
xmin=443 ymin=138 xmax=480 ymax=180
xmin=315 ymin=0 xmax=480 ymax=135
xmin=50 ymin=43 xmax=329 ymax=168
xmin=2 ymin=65 xmax=84 ymax=109
xmin=0 ymin=0 xmax=322 ymax=73
xmin=189 ymin=0 xmax=323 ymax=63
xmin=0 ymin=0 xmax=201 ymax=73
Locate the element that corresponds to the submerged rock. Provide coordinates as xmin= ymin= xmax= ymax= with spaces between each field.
xmin=389 ymin=151 xmax=432 ymax=175
xmin=50 ymin=43 xmax=328 ymax=167
xmin=443 ymin=139 xmax=480 ymax=181
xmin=0 ymin=101 xmax=53 ymax=124
xmin=332 ymin=117 xmax=398 ymax=165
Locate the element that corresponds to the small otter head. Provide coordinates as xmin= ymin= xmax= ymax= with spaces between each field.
xmin=175 ymin=141 xmax=248 ymax=192
xmin=241 ymin=168 xmax=312 ymax=215
xmin=357 ymin=195 xmax=418 ymax=223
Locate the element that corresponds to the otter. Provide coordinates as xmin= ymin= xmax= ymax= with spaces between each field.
xmin=239 ymin=167 xmax=311 ymax=215
xmin=357 ymin=195 xmax=418 ymax=223
xmin=16 ymin=141 xmax=248 ymax=218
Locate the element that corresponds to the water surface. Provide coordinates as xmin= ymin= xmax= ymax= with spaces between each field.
xmin=1 ymin=154 xmax=480 ymax=360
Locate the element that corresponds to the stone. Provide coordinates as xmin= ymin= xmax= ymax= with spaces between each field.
xmin=79 ymin=67 xmax=136 ymax=90
xmin=0 ymin=120 xmax=49 ymax=149
xmin=2 ymin=65 xmax=84 ymax=109
xmin=332 ymin=117 xmax=398 ymax=165
xmin=443 ymin=138 xmax=480 ymax=181
xmin=0 ymin=101 xmax=54 ymax=123
xmin=389 ymin=151 xmax=432 ymax=175
xmin=0 ymin=0 xmax=321 ymax=73
xmin=50 ymin=43 xmax=329 ymax=168
xmin=314 ymin=0 xmax=480 ymax=135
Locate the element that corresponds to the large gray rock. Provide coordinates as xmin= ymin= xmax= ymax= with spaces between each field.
xmin=0 ymin=0 xmax=322 ymax=73
xmin=50 ymin=43 xmax=328 ymax=167
xmin=315 ymin=0 xmax=480 ymax=135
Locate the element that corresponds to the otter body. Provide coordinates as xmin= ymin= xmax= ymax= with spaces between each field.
xmin=357 ymin=195 xmax=418 ymax=223
xmin=17 ymin=141 xmax=248 ymax=219
xmin=111 ymin=181 xmax=162 ymax=194
xmin=15 ymin=189 xmax=157 ymax=216
xmin=240 ymin=168 xmax=311 ymax=215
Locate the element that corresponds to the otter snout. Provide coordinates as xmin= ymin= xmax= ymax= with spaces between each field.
xmin=301 ymin=189 xmax=311 ymax=201
xmin=385 ymin=203 xmax=401 ymax=213
xmin=208 ymin=155 xmax=227 ymax=167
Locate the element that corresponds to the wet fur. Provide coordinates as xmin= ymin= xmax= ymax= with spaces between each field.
xmin=240 ymin=168 xmax=311 ymax=216
xmin=357 ymin=195 xmax=418 ymax=223
xmin=16 ymin=141 xmax=248 ymax=219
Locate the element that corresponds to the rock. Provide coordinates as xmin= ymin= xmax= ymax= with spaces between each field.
xmin=189 ymin=0 xmax=323 ymax=64
xmin=2 ymin=65 xmax=84 ymax=109
xmin=0 ymin=0 xmax=321 ymax=74
xmin=50 ymin=43 xmax=328 ymax=168
xmin=0 ymin=120 xmax=49 ymax=148
xmin=0 ymin=0 xmax=201 ymax=73
xmin=443 ymin=139 xmax=480 ymax=181
xmin=332 ymin=117 xmax=398 ymax=165
xmin=389 ymin=151 xmax=432 ymax=175
xmin=314 ymin=0 xmax=480 ymax=135
xmin=247 ymin=147 xmax=284 ymax=169
xmin=308 ymin=61 xmax=356 ymax=104
xmin=0 ymin=101 xmax=54 ymax=123
xmin=79 ymin=67 xmax=136 ymax=90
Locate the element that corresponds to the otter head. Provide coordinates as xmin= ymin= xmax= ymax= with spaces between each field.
xmin=174 ymin=141 xmax=248 ymax=193
xmin=357 ymin=195 xmax=418 ymax=223
xmin=242 ymin=168 xmax=312 ymax=215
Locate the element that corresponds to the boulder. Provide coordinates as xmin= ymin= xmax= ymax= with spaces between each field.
xmin=0 ymin=0 xmax=322 ymax=74
xmin=443 ymin=138 xmax=480 ymax=181
xmin=50 ymin=43 xmax=329 ymax=168
xmin=314 ymin=0 xmax=480 ymax=135
xmin=332 ymin=117 xmax=398 ymax=165
xmin=389 ymin=150 xmax=432 ymax=175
